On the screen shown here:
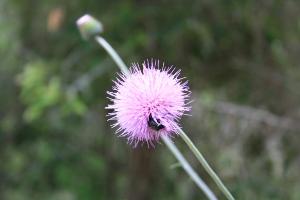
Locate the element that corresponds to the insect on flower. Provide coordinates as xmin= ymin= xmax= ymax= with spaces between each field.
xmin=106 ymin=60 xmax=191 ymax=147
xmin=148 ymin=114 xmax=165 ymax=131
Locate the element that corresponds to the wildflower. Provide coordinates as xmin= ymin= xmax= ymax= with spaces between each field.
xmin=106 ymin=60 xmax=191 ymax=146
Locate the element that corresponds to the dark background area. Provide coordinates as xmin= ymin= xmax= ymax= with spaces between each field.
xmin=1 ymin=0 xmax=300 ymax=199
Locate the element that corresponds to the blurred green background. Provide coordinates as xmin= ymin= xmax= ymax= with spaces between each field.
xmin=1 ymin=0 xmax=300 ymax=199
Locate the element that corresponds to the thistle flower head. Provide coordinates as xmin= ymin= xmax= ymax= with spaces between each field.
xmin=106 ymin=60 xmax=191 ymax=146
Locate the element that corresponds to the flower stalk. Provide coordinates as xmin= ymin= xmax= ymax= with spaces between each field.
xmin=178 ymin=127 xmax=235 ymax=200
xmin=95 ymin=36 xmax=130 ymax=76
xmin=161 ymin=135 xmax=217 ymax=200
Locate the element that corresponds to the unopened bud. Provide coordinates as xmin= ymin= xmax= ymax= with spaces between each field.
xmin=76 ymin=14 xmax=103 ymax=40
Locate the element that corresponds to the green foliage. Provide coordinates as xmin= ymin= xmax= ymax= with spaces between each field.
xmin=19 ymin=60 xmax=87 ymax=122
xmin=19 ymin=61 xmax=61 ymax=122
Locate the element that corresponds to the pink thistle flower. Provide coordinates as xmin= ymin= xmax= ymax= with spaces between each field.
xmin=106 ymin=60 xmax=191 ymax=146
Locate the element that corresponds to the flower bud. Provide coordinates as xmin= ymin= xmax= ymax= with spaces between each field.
xmin=76 ymin=14 xmax=103 ymax=40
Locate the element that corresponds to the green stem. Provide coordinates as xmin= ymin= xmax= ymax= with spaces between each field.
xmin=178 ymin=127 xmax=235 ymax=200
xmin=95 ymin=36 xmax=130 ymax=75
xmin=94 ymin=34 xmax=218 ymax=200
xmin=162 ymin=135 xmax=217 ymax=200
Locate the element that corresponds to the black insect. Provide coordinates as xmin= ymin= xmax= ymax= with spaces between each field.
xmin=148 ymin=114 xmax=165 ymax=131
